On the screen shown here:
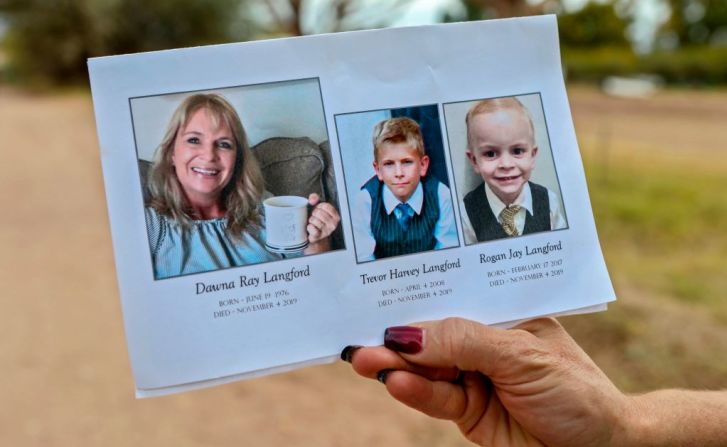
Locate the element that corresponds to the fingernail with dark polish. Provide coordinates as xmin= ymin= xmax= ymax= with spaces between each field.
xmin=384 ymin=326 xmax=423 ymax=354
xmin=340 ymin=345 xmax=362 ymax=363
xmin=377 ymin=369 xmax=393 ymax=384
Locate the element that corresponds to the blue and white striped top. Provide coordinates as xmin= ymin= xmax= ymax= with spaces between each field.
xmin=144 ymin=207 xmax=282 ymax=280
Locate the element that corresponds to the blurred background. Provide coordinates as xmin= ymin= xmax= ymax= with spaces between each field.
xmin=1 ymin=0 xmax=725 ymax=445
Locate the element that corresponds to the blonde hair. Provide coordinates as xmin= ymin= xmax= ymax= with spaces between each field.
xmin=465 ymin=97 xmax=535 ymax=149
xmin=372 ymin=117 xmax=426 ymax=160
xmin=147 ymin=93 xmax=264 ymax=237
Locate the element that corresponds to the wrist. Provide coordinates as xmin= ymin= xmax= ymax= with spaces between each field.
xmin=613 ymin=391 xmax=683 ymax=447
xmin=613 ymin=389 xmax=727 ymax=447
xmin=610 ymin=394 xmax=649 ymax=447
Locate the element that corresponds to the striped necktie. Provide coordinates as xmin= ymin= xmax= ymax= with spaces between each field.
xmin=500 ymin=205 xmax=521 ymax=237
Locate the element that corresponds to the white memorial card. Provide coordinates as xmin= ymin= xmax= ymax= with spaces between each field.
xmin=89 ymin=15 xmax=615 ymax=397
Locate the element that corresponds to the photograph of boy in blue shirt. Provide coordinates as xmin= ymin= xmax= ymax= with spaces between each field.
xmin=461 ymin=97 xmax=567 ymax=243
xmin=353 ymin=117 xmax=457 ymax=262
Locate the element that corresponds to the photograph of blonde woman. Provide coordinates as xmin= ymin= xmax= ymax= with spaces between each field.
xmin=139 ymin=90 xmax=341 ymax=280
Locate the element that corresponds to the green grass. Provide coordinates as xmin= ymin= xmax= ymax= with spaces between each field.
xmin=560 ymin=89 xmax=727 ymax=392
xmin=585 ymin=156 xmax=727 ymax=323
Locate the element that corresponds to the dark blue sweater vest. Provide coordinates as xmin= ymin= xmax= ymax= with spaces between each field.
xmin=463 ymin=182 xmax=550 ymax=242
xmin=363 ymin=175 xmax=440 ymax=259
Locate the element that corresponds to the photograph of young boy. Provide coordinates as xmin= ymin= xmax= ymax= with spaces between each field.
xmin=448 ymin=95 xmax=567 ymax=244
xmin=337 ymin=107 xmax=458 ymax=263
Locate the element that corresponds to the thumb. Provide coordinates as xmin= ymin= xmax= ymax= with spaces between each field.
xmin=307 ymin=192 xmax=321 ymax=206
xmin=384 ymin=317 xmax=544 ymax=378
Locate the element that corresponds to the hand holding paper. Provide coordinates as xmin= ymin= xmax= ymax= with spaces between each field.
xmin=349 ymin=317 xmax=624 ymax=447
xmin=89 ymin=15 xmax=615 ymax=397
xmin=348 ymin=317 xmax=727 ymax=447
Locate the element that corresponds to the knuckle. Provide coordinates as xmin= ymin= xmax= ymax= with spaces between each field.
xmin=495 ymin=329 xmax=530 ymax=359
xmin=505 ymin=329 xmax=553 ymax=369
xmin=535 ymin=316 xmax=563 ymax=332
xmin=515 ymin=316 xmax=564 ymax=338
xmin=436 ymin=318 xmax=479 ymax=365
xmin=437 ymin=317 xmax=468 ymax=342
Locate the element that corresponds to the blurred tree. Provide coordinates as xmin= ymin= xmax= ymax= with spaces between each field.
xmin=554 ymin=1 xmax=638 ymax=82
xmin=558 ymin=1 xmax=632 ymax=48
xmin=659 ymin=0 xmax=727 ymax=47
xmin=256 ymin=0 xmax=412 ymax=36
xmin=446 ymin=0 xmax=636 ymax=50
xmin=1 ymin=0 xmax=104 ymax=83
xmin=106 ymin=0 xmax=253 ymax=55
xmin=444 ymin=0 xmax=556 ymax=21
xmin=467 ymin=0 xmax=554 ymax=18
xmin=0 ymin=0 xmax=446 ymax=84
xmin=0 ymin=0 xmax=253 ymax=84
xmin=0 ymin=0 xmax=646 ymax=85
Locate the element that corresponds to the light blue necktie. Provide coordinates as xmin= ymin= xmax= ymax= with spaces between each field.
xmin=394 ymin=203 xmax=414 ymax=231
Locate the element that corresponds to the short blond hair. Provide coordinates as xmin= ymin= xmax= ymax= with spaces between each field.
xmin=147 ymin=93 xmax=264 ymax=237
xmin=465 ymin=97 xmax=535 ymax=149
xmin=372 ymin=117 xmax=426 ymax=160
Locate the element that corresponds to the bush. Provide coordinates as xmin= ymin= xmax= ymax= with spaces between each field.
xmin=562 ymin=46 xmax=639 ymax=82
xmin=562 ymin=44 xmax=727 ymax=85
xmin=641 ymin=46 xmax=727 ymax=85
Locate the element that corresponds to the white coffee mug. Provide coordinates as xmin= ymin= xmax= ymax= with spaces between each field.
xmin=263 ymin=195 xmax=309 ymax=253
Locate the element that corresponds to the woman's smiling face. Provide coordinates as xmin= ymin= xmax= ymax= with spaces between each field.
xmin=172 ymin=107 xmax=237 ymax=208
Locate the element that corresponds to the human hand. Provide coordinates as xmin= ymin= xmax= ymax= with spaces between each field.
xmin=304 ymin=193 xmax=340 ymax=250
xmin=346 ymin=317 xmax=629 ymax=447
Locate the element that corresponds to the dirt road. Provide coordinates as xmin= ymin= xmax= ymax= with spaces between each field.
xmin=1 ymin=86 xmax=725 ymax=446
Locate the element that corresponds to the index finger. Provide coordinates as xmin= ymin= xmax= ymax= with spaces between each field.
xmin=348 ymin=345 xmax=461 ymax=382
xmin=310 ymin=203 xmax=339 ymax=224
